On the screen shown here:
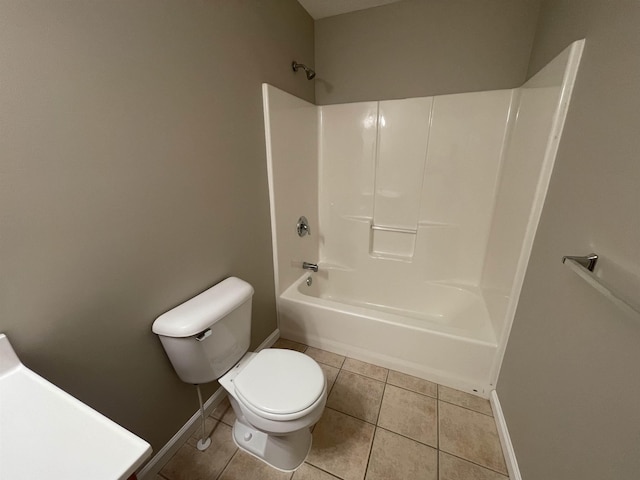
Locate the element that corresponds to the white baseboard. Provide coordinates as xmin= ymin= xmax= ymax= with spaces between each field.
xmin=490 ymin=390 xmax=521 ymax=480
xmin=136 ymin=387 xmax=226 ymax=479
xmin=137 ymin=328 xmax=281 ymax=479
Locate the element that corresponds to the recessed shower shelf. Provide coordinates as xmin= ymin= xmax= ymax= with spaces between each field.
xmin=563 ymin=256 xmax=640 ymax=320
xmin=371 ymin=224 xmax=417 ymax=234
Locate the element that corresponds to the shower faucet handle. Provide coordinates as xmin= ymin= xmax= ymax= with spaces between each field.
xmin=297 ymin=216 xmax=310 ymax=237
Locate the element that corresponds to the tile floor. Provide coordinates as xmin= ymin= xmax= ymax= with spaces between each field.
xmin=156 ymin=338 xmax=509 ymax=480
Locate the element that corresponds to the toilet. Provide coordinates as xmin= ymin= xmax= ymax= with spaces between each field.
xmin=152 ymin=277 xmax=327 ymax=471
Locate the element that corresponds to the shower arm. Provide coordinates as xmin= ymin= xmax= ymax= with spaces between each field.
xmin=291 ymin=61 xmax=316 ymax=80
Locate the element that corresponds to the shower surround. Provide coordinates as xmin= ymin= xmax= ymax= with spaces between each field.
xmin=264 ymin=41 xmax=584 ymax=394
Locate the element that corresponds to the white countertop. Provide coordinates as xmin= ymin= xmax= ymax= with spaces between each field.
xmin=0 ymin=334 xmax=152 ymax=480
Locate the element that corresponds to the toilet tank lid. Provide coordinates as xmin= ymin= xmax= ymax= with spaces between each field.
xmin=152 ymin=277 xmax=254 ymax=338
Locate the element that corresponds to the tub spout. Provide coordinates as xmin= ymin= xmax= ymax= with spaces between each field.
xmin=303 ymin=262 xmax=318 ymax=272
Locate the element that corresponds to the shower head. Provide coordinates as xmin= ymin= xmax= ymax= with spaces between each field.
xmin=292 ymin=61 xmax=316 ymax=80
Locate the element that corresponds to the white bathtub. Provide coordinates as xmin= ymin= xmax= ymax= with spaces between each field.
xmin=277 ymin=271 xmax=498 ymax=395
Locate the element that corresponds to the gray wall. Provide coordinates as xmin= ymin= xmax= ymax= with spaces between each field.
xmin=0 ymin=0 xmax=313 ymax=452
xmin=314 ymin=0 xmax=541 ymax=104
xmin=497 ymin=1 xmax=640 ymax=479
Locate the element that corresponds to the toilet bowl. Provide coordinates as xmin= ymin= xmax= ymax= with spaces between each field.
xmin=219 ymin=349 xmax=327 ymax=470
xmin=152 ymin=277 xmax=326 ymax=472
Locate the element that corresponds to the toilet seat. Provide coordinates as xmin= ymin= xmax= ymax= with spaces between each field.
xmin=233 ymin=349 xmax=326 ymax=421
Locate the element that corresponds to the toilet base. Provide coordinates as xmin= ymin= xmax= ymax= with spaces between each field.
xmin=232 ymin=420 xmax=312 ymax=472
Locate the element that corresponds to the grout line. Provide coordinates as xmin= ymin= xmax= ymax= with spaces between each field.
xmin=436 ymin=391 xmax=440 ymax=479
xmin=317 ymin=359 xmax=341 ymax=370
xmin=438 ymin=398 xmax=494 ymax=418
xmin=436 ymin=388 xmax=440 ymax=450
xmin=385 ymin=381 xmax=438 ymax=399
xmin=303 ymin=462 xmax=344 ymax=479
xmin=342 ymin=367 xmax=388 ymax=383
xmin=303 ymin=345 xmax=347 ymax=369
xmin=325 ymin=398 xmax=438 ymax=450
xmin=342 ymin=358 xmax=389 ymax=383
xmin=439 ymin=450 xmax=509 ymax=478
xmin=375 ymin=424 xmax=438 ymax=450
xmin=312 ymin=358 xmax=345 ymax=370
xmin=215 ymin=448 xmax=240 ymax=480
xmin=209 ymin=398 xmax=236 ymax=428
xmin=382 ymin=376 xmax=492 ymax=416
xmin=374 ymin=383 xmax=386 ymax=425
xmin=325 ymin=405 xmax=438 ymax=451
xmin=336 ymin=367 xmax=385 ymax=386
xmin=324 ymin=404 xmax=376 ymax=426
xmin=326 ymin=371 xmax=338 ymax=397
xmin=363 ymin=425 xmax=378 ymax=480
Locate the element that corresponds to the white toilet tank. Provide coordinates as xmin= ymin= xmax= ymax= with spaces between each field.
xmin=152 ymin=277 xmax=254 ymax=384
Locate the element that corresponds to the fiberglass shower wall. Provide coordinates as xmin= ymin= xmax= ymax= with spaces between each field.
xmin=318 ymin=91 xmax=514 ymax=298
xmin=262 ymin=40 xmax=583 ymax=389
xmin=262 ymin=85 xmax=319 ymax=295
xmin=484 ymin=41 xmax=585 ymax=380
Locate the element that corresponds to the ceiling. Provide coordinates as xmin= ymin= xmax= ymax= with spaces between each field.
xmin=297 ymin=0 xmax=404 ymax=19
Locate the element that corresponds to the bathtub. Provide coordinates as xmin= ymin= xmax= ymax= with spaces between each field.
xmin=277 ymin=270 xmax=498 ymax=395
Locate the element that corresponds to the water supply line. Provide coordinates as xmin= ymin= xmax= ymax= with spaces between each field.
xmin=195 ymin=385 xmax=211 ymax=451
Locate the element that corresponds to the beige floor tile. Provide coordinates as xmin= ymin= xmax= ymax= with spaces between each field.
xmin=273 ymin=338 xmax=308 ymax=352
xmin=211 ymin=395 xmax=237 ymax=427
xmin=292 ymin=463 xmax=341 ymax=480
xmin=439 ymin=402 xmax=507 ymax=475
xmin=377 ymin=384 xmax=437 ymax=447
xmin=439 ymin=385 xmax=493 ymax=416
xmin=218 ymin=450 xmax=293 ymax=480
xmin=365 ymin=427 xmax=437 ymax=480
xmin=307 ymin=408 xmax=375 ymax=480
xmin=343 ymin=358 xmax=388 ymax=382
xmin=439 ymin=451 xmax=508 ymax=480
xmin=319 ymin=363 xmax=340 ymax=393
xmin=160 ymin=423 xmax=236 ymax=480
xmin=386 ymin=370 xmax=437 ymax=398
xmin=327 ymin=370 xmax=385 ymax=423
xmin=305 ymin=347 xmax=345 ymax=368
